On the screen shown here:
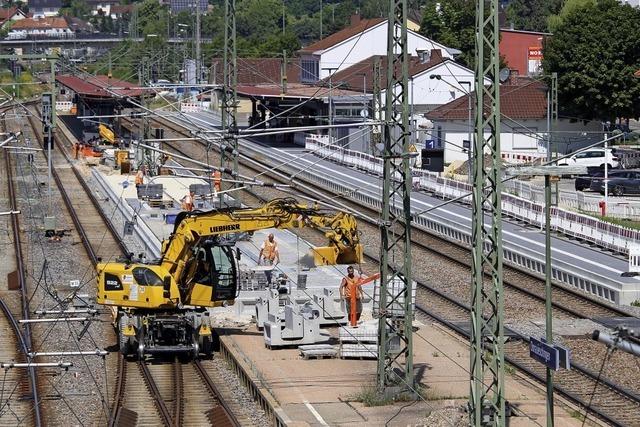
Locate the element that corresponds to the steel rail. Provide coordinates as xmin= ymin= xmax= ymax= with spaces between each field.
xmin=173 ymin=358 xmax=182 ymax=427
xmin=193 ymin=359 xmax=241 ymax=427
xmin=26 ymin=108 xmax=131 ymax=425
xmin=29 ymin=108 xmax=129 ymax=263
xmin=138 ymin=361 xmax=173 ymax=427
xmin=3 ymin=148 xmax=42 ymax=427
xmin=107 ymin=354 xmax=127 ymax=427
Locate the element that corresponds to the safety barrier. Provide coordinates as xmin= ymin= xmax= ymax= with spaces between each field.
xmin=305 ymin=136 xmax=640 ymax=255
xmin=55 ymin=101 xmax=73 ymax=112
xmin=300 ymin=136 xmax=640 ymax=304
xmin=501 ymin=151 xmax=545 ymax=164
xmin=180 ymin=102 xmax=202 ymax=113
xmin=504 ymin=178 xmax=640 ymax=220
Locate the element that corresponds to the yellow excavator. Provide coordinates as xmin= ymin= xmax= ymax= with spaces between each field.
xmin=96 ymin=198 xmax=363 ymax=357
xmin=98 ymin=123 xmax=117 ymax=145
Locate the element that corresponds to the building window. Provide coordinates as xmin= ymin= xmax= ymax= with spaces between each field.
xmin=301 ymin=58 xmax=319 ymax=83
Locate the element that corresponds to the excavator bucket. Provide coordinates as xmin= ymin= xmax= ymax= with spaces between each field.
xmin=312 ymin=244 xmax=363 ymax=266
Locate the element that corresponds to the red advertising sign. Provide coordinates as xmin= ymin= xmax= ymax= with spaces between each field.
xmin=528 ymin=46 xmax=543 ymax=60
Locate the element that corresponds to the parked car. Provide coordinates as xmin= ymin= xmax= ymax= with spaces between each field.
xmin=558 ymin=148 xmax=620 ymax=169
xmin=590 ymin=170 xmax=640 ymax=196
xmin=575 ymin=170 xmax=604 ymax=191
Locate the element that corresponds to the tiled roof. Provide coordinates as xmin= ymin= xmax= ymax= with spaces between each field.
xmin=0 ymin=7 xmax=23 ymax=21
xmin=11 ymin=17 xmax=69 ymax=30
xmin=299 ymin=17 xmax=385 ymax=54
xmin=235 ymin=83 xmax=363 ymax=99
xmin=210 ymin=57 xmax=300 ymax=85
xmin=426 ymin=79 xmax=547 ymax=121
xmin=327 ymin=50 xmax=447 ymax=92
xmin=110 ymin=4 xmax=135 ymax=14
xmin=56 ymin=75 xmax=144 ymax=98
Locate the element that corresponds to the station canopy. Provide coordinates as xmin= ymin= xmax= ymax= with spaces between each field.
xmin=56 ymin=74 xmax=145 ymax=100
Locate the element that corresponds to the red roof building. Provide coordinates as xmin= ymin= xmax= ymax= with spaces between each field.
xmin=499 ymin=29 xmax=551 ymax=76
xmin=56 ymin=74 xmax=144 ymax=99
xmin=299 ymin=16 xmax=386 ymax=55
xmin=327 ymin=50 xmax=447 ymax=92
xmin=209 ymin=57 xmax=300 ymax=86
xmin=427 ymin=79 xmax=548 ymax=121
xmin=0 ymin=7 xmax=26 ymax=27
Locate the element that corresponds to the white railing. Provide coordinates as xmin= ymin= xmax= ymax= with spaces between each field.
xmin=55 ymin=101 xmax=73 ymax=112
xmin=504 ymin=178 xmax=640 ymax=220
xmin=180 ymin=102 xmax=202 ymax=113
xmin=304 ymin=136 xmax=640 ymax=256
xmin=298 ymin=136 xmax=640 ymax=304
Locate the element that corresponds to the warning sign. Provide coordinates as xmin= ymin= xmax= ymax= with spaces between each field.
xmin=409 ymin=144 xmax=417 ymax=153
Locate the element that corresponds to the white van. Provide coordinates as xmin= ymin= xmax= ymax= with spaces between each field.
xmin=557 ymin=148 xmax=619 ymax=169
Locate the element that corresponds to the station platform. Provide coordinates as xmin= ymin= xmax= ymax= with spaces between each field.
xmin=218 ymin=322 xmax=584 ymax=426
xmin=91 ymin=164 xmax=585 ymax=426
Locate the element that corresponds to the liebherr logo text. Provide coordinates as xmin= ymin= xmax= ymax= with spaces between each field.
xmin=210 ymin=224 xmax=241 ymax=233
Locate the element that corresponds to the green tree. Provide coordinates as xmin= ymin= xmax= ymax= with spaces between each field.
xmin=543 ymin=0 xmax=640 ymax=122
xmin=546 ymin=0 xmax=595 ymax=32
xmin=59 ymin=0 xmax=90 ymax=18
xmin=419 ymin=0 xmax=476 ymax=67
xmin=505 ymin=0 xmax=561 ymax=32
xmin=237 ymin=0 xmax=282 ymax=40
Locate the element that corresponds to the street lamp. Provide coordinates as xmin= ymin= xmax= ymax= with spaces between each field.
xmin=506 ymin=163 xmax=586 ymax=427
xmin=431 ymin=74 xmax=472 ymax=182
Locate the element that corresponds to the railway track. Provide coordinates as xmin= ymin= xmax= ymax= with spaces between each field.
xmin=27 ymin=107 xmax=128 ymax=266
xmin=144 ymin=114 xmax=635 ymax=321
xmin=0 ymin=148 xmax=40 ymax=427
xmin=110 ymin=356 xmax=242 ymax=427
xmin=145 ymin=113 xmax=640 ymax=426
xmin=35 ymin=114 xmax=244 ymax=427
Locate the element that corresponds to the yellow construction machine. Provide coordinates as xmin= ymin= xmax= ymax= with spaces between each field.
xmin=96 ymin=198 xmax=363 ymax=357
xmin=98 ymin=123 xmax=117 ymax=145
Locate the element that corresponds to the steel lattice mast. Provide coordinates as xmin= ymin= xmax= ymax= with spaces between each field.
xmin=220 ymin=0 xmax=238 ymax=194
xmin=470 ymin=0 xmax=505 ymax=423
xmin=376 ymin=0 xmax=414 ymax=393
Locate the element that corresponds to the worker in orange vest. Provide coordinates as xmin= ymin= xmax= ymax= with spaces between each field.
xmin=258 ymin=233 xmax=279 ymax=284
xmin=212 ymin=170 xmax=222 ymax=192
xmin=135 ymin=166 xmax=145 ymax=187
xmin=182 ymin=191 xmax=195 ymax=211
xmin=340 ymin=267 xmax=380 ymax=327
xmin=340 ymin=266 xmax=362 ymax=325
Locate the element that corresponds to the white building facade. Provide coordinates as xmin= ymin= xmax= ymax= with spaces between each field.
xmin=299 ymin=17 xmax=458 ymax=82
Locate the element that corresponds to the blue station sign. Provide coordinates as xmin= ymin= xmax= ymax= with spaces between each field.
xmin=529 ymin=337 xmax=560 ymax=371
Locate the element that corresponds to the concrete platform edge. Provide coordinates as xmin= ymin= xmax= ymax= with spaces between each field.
xmin=219 ymin=334 xmax=292 ymax=426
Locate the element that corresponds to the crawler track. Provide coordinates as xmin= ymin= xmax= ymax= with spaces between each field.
xmin=148 ymin=113 xmax=640 ymax=426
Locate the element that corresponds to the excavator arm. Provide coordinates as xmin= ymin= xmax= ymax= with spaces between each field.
xmin=160 ymin=198 xmax=362 ymax=284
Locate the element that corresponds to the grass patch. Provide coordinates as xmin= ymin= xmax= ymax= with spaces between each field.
xmin=348 ymin=385 xmax=428 ymax=407
xmin=423 ymin=390 xmax=466 ymax=401
xmin=569 ymin=409 xmax=586 ymax=422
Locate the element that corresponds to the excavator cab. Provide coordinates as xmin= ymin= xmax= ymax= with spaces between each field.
xmin=182 ymin=239 xmax=238 ymax=307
